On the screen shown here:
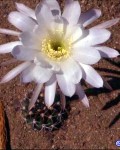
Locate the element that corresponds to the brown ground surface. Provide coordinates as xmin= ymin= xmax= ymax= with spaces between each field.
xmin=0 ymin=0 xmax=120 ymax=149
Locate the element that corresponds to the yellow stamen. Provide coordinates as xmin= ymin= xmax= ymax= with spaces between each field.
xmin=41 ymin=30 xmax=72 ymax=61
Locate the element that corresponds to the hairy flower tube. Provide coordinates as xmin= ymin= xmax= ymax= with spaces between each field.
xmin=0 ymin=0 xmax=119 ymax=110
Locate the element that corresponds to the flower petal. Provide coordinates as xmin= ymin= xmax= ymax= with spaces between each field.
xmin=21 ymin=64 xmax=52 ymax=84
xmin=45 ymin=75 xmax=57 ymax=107
xmin=12 ymin=45 xmax=39 ymax=61
xmin=76 ymin=84 xmax=89 ymax=107
xmin=80 ymin=63 xmax=103 ymax=88
xmin=20 ymin=28 xmax=46 ymax=49
xmin=65 ymin=25 xmax=82 ymax=42
xmin=60 ymin=58 xmax=82 ymax=84
xmin=79 ymin=9 xmax=101 ymax=27
xmin=35 ymin=3 xmax=54 ymax=26
xmin=95 ymin=46 xmax=119 ymax=58
xmin=72 ymin=47 xmax=101 ymax=65
xmin=29 ymin=84 xmax=43 ymax=110
xmin=8 ymin=11 xmax=37 ymax=31
xmin=74 ymin=28 xmax=111 ymax=47
xmin=0 ymin=62 xmax=31 ymax=83
xmin=15 ymin=2 xmax=36 ymax=19
xmin=21 ymin=64 xmax=35 ymax=83
xmin=62 ymin=1 xmax=81 ymax=25
xmin=92 ymin=18 xmax=120 ymax=29
xmin=0 ymin=28 xmax=21 ymax=36
xmin=43 ymin=0 xmax=61 ymax=16
xmin=33 ymin=66 xmax=53 ymax=84
xmin=50 ymin=17 xmax=67 ymax=33
xmin=20 ymin=32 xmax=39 ymax=49
xmin=0 ymin=41 xmax=22 ymax=53
xmin=72 ymin=27 xmax=83 ymax=42
xmin=48 ymin=61 xmax=61 ymax=72
xmin=56 ymin=74 xmax=76 ymax=97
xmin=35 ymin=55 xmax=52 ymax=68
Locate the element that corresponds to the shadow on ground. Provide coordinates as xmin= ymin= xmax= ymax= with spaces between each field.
xmin=85 ymin=58 xmax=120 ymax=128
xmin=5 ymin=113 xmax=11 ymax=150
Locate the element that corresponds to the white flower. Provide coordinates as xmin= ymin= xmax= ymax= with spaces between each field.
xmin=0 ymin=0 xmax=119 ymax=109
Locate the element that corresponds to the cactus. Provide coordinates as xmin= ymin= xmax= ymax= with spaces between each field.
xmin=21 ymin=91 xmax=70 ymax=131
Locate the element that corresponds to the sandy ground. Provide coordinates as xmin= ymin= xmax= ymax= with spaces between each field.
xmin=0 ymin=0 xmax=120 ymax=149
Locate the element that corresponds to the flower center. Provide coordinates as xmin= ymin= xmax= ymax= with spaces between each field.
xmin=41 ymin=31 xmax=71 ymax=61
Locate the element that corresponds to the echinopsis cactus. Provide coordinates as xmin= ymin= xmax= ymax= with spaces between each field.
xmin=0 ymin=0 xmax=119 ymax=132
xmin=21 ymin=91 xmax=70 ymax=131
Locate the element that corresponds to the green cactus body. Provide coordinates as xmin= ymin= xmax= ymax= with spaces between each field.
xmin=21 ymin=92 xmax=70 ymax=131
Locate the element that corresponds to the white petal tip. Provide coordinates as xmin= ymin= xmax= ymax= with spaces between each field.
xmin=94 ymin=9 xmax=102 ymax=16
xmin=15 ymin=2 xmax=23 ymax=7
xmin=45 ymin=99 xmax=54 ymax=108
xmin=81 ymin=99 xmax=90 ymax=108
xmin=113 ymin=18 xmax=120 ymax=24
xmin=69 ymin=94 xmax=74 ymax=97
xmin=28 ymin=100 xmax=35 ymax=111
xmin=28 ymin=105 xmax=33 ymax=111
xmin=96 ymin=80 xmax=104 ymax=88
xmin=0 ymin=80 xmax=8 ymax=84
xmin=108 ymin=51 xmax=120 ymax=58
xmin=94 ymin=18 xmax=120 ymax=29
xmin=67 ymin=91 xmax=75 ymax=97
xmin=15 ymin=2 xmax=24 ymax=8
xmin=15 ymin=2 xmax=19 ymax=5
xmin=109 ymin=49 xmax=120 ymax=58
xmin=0 ymin=78 xmax=7 ymax=84
xmin=98 ymin=85 xmax=104 ymax=88
xmin=114 ymin=51 xmax=120 ymax=57
xmin=46 ymin=103 xmax=53 ymax=108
